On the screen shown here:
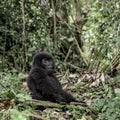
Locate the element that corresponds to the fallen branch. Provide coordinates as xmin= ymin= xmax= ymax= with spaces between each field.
xmin=27 ymin=99 xmax=98 ymax=115
xmin=27 ymin=99 xmax=87 ymax=109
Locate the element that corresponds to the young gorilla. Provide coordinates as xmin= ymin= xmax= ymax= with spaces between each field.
xmin=27 ymin=52 xmax=76 ymax=103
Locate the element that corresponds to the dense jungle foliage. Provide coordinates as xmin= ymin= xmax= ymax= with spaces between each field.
xmin=0 ymin=0 xmax=120 ymax=120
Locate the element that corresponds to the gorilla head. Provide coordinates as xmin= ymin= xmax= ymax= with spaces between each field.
xmin=32 ymin=52 xmax=55 ymax=74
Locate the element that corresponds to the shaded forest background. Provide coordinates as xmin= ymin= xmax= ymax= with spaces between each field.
xmin=0 ymin=0 xmax=120 ymax=120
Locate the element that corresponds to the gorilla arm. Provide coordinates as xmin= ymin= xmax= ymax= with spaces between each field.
xmin=27 ymin=67 xmax=47 ymax=100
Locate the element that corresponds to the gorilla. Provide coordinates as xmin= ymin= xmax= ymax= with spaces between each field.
xmin=27 ymin=52 xmax=77 ymax=103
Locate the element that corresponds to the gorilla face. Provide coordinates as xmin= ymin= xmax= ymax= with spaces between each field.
xmin=41 ymin=58 xmax=54 ymax=74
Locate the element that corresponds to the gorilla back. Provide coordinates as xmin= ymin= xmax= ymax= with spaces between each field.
xmin=27 ymin=52 xmax=76 ymax=103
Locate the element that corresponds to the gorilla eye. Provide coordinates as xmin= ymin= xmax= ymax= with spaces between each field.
xmin=42 ymin=58 xmax=49 ymax=65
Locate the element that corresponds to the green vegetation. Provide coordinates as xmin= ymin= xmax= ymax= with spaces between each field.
xmin=0 ymin=0 xmax=120 ymax=120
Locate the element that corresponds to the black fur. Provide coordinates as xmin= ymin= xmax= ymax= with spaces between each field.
xmin=27 ymin=52 xmax=76 ymax=103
